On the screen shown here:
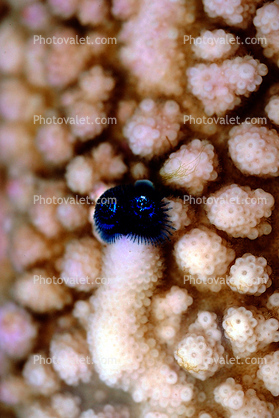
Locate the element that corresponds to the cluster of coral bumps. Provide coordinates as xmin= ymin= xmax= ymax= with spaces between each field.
xmin=1 ymin=0 xmax=279 ymax=417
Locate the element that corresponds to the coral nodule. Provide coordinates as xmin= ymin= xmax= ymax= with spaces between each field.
xmin=93 ymin=180 xmax=173 ymax=245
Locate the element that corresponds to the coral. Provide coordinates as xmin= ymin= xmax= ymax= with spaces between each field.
xmin=151 ymin=286 xmax=193 ymax=346
xmin=36 ymin=123 xmax=74 ymax=166
xmin=23 ymin=353 xmax=61 ymax=396
xmin=227 ymin=253 xmax=272 ymax=295
xmin=21 ymin=3 xmax=52 ymax=31
xmin=162 ymin=198 xmax=192 ymax=232
xmin=214 ymin=378 xmax=273 ymax=417
xmin=0 ymin=123 xmax=43 ymax=171
xmin=174 ymin=227 xmax=235 ymax=292
xmin=0 ymin=78 xmax=45 ymax=122
xmin=12 ymin=269 xmax=72 ymax=313
xmin=205 ymin=184 xmax=274 ymax=239
xmin=88 ymin=238 xmax=194 ymax=416
xmin=10 ymin=223 xmax=56 ymax=272
xmin=119 ymin=0 xmax=195 ymax=95
xmin=265 ymin=95 xmax=279 ymax=125
xmin=257 ymin=350 xmax=279 ymax=396
xmin=66 ymin=156 xmax=97 ymax=194
xmin=203 ymin=0 xmax=262 ymax=28
xmin=24 ymin=41 xmax=48 ymax=87
xmin=254 ymin=0 xmax=279 ymax=66
xmin=47 ymin=0 xmax=79 ymax=19
xmin=56 ymin=199 xmax=89 ymax=231
xmin=0 ymin=19 xmax=25 ymax=75
xmin=0 ymin=375 xmax=32 ymax=406
xmin=223 ymin=307 xmax=279 ymax=357
xmin=46 ymin=27 xmax=89 ymax=88
xmin=160 ymin=139 xmax=218 ymax=195
xmin=124 ymin=99 xmax=182 ymax=159
xmin=78 ymin=0 xmax=109 ymax=27
xmin=2 ymin=0 xmax=279 ymax=417
xmin=192 ymin=30 xmax=238 ymax=61
xmin=6 ymin=172 xmax=35 ymax=213
xmin=0 ymin=303 xmax=38 ymax=360
xmin=174 ymin=311 xmax=225 ymax=380
xmin=60 ymin=237 xmax=102 ymax=292
xmin=50 ymin=332 xmax=93 ymax=386
xmin=187 ymin=57 xmax=267 ymax=115
xmin=21 ymin=392 xmax=81 ymax=418
xmin=80 ymin=405 xmax=130 ymax=417
xmin=228 ymin=123 xmax=279 ymax=177
xmin=29 ymin=180 xmax=67 ymax=239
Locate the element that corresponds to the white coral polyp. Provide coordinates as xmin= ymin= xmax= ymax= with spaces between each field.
xmin=265 ymin=95 xmax=279 ymax=125
xmin=175 ymin=312 xmax=224 ymax=380
xmin=203 ymin=0 xmax=262 ymax=28
xmin=50 ymin=332 xmax=92 ymax=386
xmin=205 ymin=184 xmax=274 ymax=239
xmin=223 ymin=307 xmax=279 ymax=358
xmin=227 ymin=253 xmax=272 ymax=295
xmin=124 ymin=99 xmax=182 ymax=159
xmin=192 ymin=30 xmax=238 ymax=61
xmin=187 ymin=57 xmax=267 ymax=115
xmin=257 ymin=351 xmax=279 ymax=396
xmin=214 ymin=378 xmax=244 ymax=410
xmin=152 ymin=286 xmax=193 ymax=346
xmin=254 ymin=1 xmax=279 ymax=65
xmin=174 ymin=228 xmax=235 ymax=292
xmin=228 ymin=123 xmax=279 ymax=176
xmin=162 ymin=198 xmax=192 ymax=232
xmin=160 ymin=139 xmax=218 ymax=195
xmin=214 ymin=378 xmax=273 ymax=417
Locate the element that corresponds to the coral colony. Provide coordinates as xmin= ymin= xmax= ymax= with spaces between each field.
xmin=2 ymin=0 xmax=279 ymax=417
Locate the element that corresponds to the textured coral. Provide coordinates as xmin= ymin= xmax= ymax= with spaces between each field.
xmin=23 ymin=353 xmax=61 ymax=396
xmin=223 ymin=306 xmax=279 ymax=357
xmin=214 ymin=378 xmax=273 ymax=417
xmin=0 ymin=303 xmax=38 ymax=360
xmin=254 ymin=0 xmax=279 ymax=66
xmin=203 ymin=0 xmax=262 ymax=28
xmin=192 ymin=30 xmax=238 ymax=61
xmin=187 ymin=57 xmax=267 ymax=115
xmin=88 ymin=238 xmax=194 ymax=417
xmin=257 ymin=350 xmax=279 ymax=396
xmin=21 ymin=392 xmax=81 ymax=418
xmin=160 ymin=139 xmax=218 ymax=195
xmin=12 ymin=269 xmax=72 ymax=313
xmin=60 ymin=237 xmax=102 ymax=292
xmin=174 ymin=311 xmax=225 ymax=380
xmin=2 ymin=0 xmax=279 ymax=417
xmin=151 ymin=286 xmax=193 ymax=346
xmin=205 ymin=184 xmax=274 ymax=239
xmin=50 ymin=332 xmax=93 ymax=386
xmin=174 ymin=227 xmax=235 ymax=292
xmin=265 ymin=94 xmax=279 ymax=125
xmin=228 ymin=123 xmax=279 ymax=177
xmin=124 ymin=99 xmax=182 ymax=159
xmin=119 ymin=0 xmax=195 ymax=95
xmin=227 ymin=253 xmax=272 ymax=295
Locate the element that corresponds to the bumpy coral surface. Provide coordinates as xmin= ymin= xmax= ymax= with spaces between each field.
xmin=160 ymin=139 xmax=218 ymax=195
xmin=187 ymin=57 xmax=267 ymax=115
xmin=227 ymin=253 xmax=272 ymax=295
xmin=205 ymin=184 xmax=274 ymax=239
xmin=1 ymin=0 xmax=279 ymax=417
xmin=174 ymin=228 xmax=235 ymax=291
xmin=124 ymin=99 xmax=182 ymax=159
xmin=228 ymin=123 xmax=279 ymax=176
